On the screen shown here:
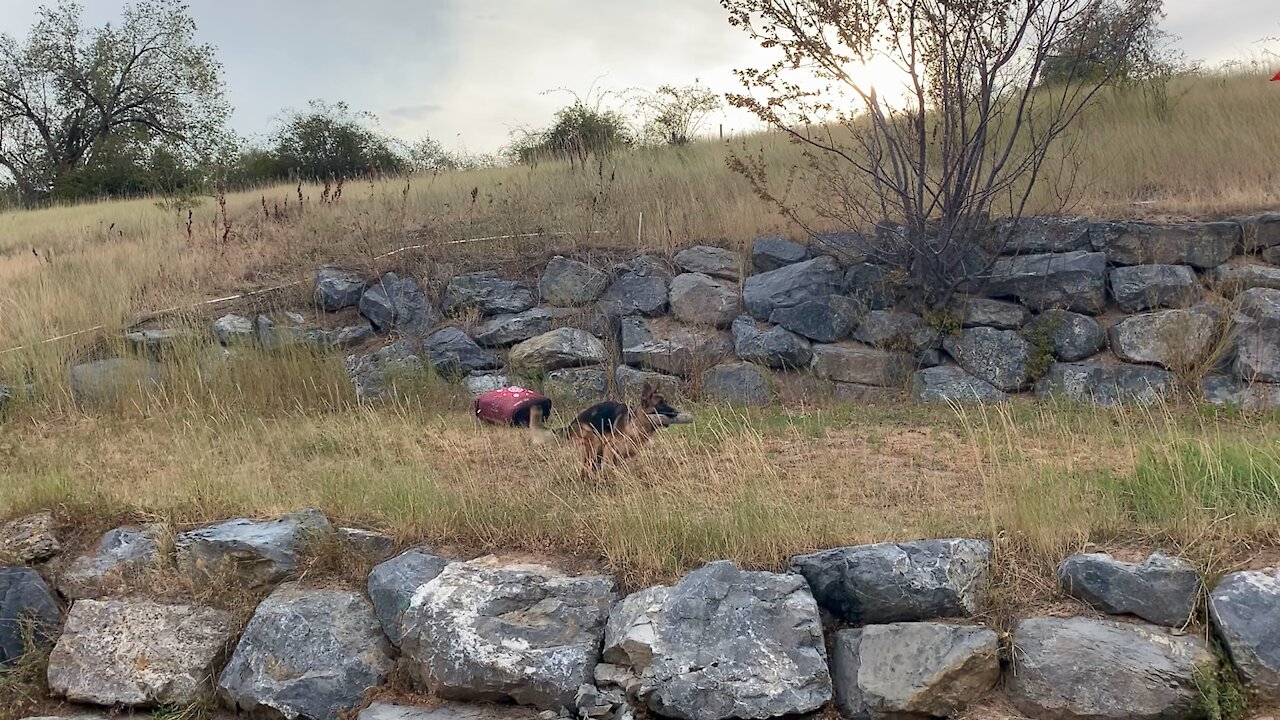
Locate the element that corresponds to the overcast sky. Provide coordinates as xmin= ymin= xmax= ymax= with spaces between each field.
xmin=2 ymin=0 xmax=1276 ymax=153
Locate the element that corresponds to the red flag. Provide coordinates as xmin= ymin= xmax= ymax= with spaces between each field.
xmin=1273 ymin=71 xmax=1280 ymax=81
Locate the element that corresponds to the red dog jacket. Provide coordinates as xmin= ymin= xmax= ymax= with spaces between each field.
xmin=474 ymin=386 xmax=552 ymax=427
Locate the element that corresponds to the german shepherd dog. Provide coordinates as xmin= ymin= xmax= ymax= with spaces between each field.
xmin=529 ymin=383 xmax=693 ymax=477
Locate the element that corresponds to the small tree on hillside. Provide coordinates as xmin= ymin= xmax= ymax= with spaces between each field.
xmin=0 ymin=0 xmax=229 ymax=206
xmin=637 ymin=82 xmax=723 ymax=146
xmin=511 ymin=89 xmax=633 ymax=166
xmin=721 ymin=0 xmax=1164 ymax=309
xmin=271 ymin=101 xmax=406 ymax=181
xmin=1041 ymin=0 xmax=1184 ymax=86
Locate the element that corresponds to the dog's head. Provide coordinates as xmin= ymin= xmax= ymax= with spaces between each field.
xmin=640 ymin=382 xmax=693 ymax=427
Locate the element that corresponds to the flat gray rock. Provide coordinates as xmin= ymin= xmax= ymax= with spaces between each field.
xmin=1211 ymin=263 xmax=1280 ymax=297
xmin=213 ymin=313 xmax=255 ymax=345
xmin=957 ymin=297 xmax=1030 ymax=330
xmin=314 ymin=267 xmax=365 ymax=312
xmin=47 ymin=598 xmax=232 ymax=707
xmin=337 ymin=527 xmax=396 ymax=561
xmin=852 ymin=311 xmax=941 ymax=356
xmin=1238 ymin=214 xmax=1280 ymax=252
xmin=1 ymin=512 xmax=60 ymax=565
xmin=539 ymin=256 xmax=610 ymax=307
xmin=742 ymin=256 xmax=843 ymax=320
xmin=68 ymin=359 xmax=164 ymax=406
xmin=1109 ymin=264 xmax=1200 ymax=313
xmin=442 ymin=271 xmax=535 ymax=317
xmin=424 ymin=328 xmax=503 ymax=378
xmin=509 ymin=328 xmax=607 ymax=373
xmin=367 ymin=549 xmax=452 ymax=648
xmin=174 ymin=509 xmax=332 ymax=589
xmin=0 ymin=566 xmax=61 ymax=667
xmin=791 ymin=539 xmax=991 ymax=624
xmin=769 ymin=295 xmax=862 ymax=343
xmin=1201 ymin=375 xmax=1280 ymax=411
xmin=615 ymin=365 xmax=681 ymax=400
xmin=1236 ymin=324 xmax=1280 ymax=383
xmin=811 ymin=344 xmax=911 ymax=388
xmin=1058 ymin=552 xmax=1199 ymax=626
xmin=843 ymin=263 xmax=900 ymax=310
xmin=218 ymin=584 xmax=394 ymax=720
xmin=400 ymin=558 xmax=616 ymax=712
xmin=599 ymin=274 xmax=669 ymax=317
xmin=345 ymin=339 xmax=425 ymax=401
xmin=987 ymin=216 xmax=1092 ymax=254
xmin=943 ymin=327 xmax=1033 ymax=392
xmin=58 ymin=525 xmax=163 ymax=600
xmin=620 ymin=317 xmax=731 ymax=378
xmin=358 ymin=701 xmax=539 ymax=720
xmin=1108 ymin=305 xmax=1221 ymax=369
xmin=473 ymin=308 xmax=576 ymax=347
xmin=1210 ymin=569 xmax=1280 ymax=703
xmin=752 ymin=236 xmax=810 ymax=273
xmin=1036 ymin=361 xmax=1176 ymax=406
xmin=464 ymin=372 xmax=509 ymax=397
xmin=674 ymin=245 xmax=739 ymax=280
xmin=832 ymin=622 xmax=999 ymax=719
xmin=1024 ymin=310 xmax=1106 ymax=362
xmin=544 ymin=367 xmax=609 ymax=404
xmin=605 ymin=561 xmax=831 ymax=720
xmin=1091 ymin=221 xmax=1239 ymax=269
xmin=1007 ymin=616 xmax=1213 ymax=720
xmin=360 ymin=272 xmax=440 ymax=337
xmin=986 ymin=251 xmax=1108 ymax=314
xmin=731 ymin=316 xmax=812 ymax=370
xmin=913 ymin=366 xmax=1008 ymax=405
xmin=701 ymin=362 xmax=771 ymax=406
xmin=668 ymin=273 xmax=740 ymax=328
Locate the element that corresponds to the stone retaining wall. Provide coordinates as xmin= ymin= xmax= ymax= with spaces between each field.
xmin=3 ymin=509 xmax=1279 ymax=720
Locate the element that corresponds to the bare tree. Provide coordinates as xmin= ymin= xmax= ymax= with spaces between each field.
xmin=0 ymin=0 xmax=229 ymax=205
xmin=721 ymin=0 xmax=1163 ymax=309
xmin=636 ymin=81 xmax=723 ymax=146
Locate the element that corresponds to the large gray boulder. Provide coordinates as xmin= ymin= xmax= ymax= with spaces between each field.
xmin=1024 ymin=310 xmax=1107 ymax=362
xmin=742 ymin=256 xmax=843 ymax=320
xmin=424 ymin=328 xmax=502 ymax=378
xmin=174 ymin=509 xmax=332 ymax=588
xmin=1108 ymin=305 xmax=1222 ymax=369
xmin=358 ymin=702 xmax=539 ymax=720
xmin=1091 ymin=221 xmax=1239 ymax=269
xmin=769 ymin=295 xmax=861 ymax=343
xmin=58 ymin=525 xmax=163 ymax=600
xmin=811 ymin=344 xmax=911 ymax=387
xmin=852 ymin=311 xmax=941 ymax=356
xmin=615 ymin=254 xmax=675 ymax=279
xmin=539 ymin=257 xmax=610 ymax=307
xmin=986 ymin=251 xmax=1108 ymax=314
xmin=731 ymin=317 xmax=812 ymax=369
xmin=399 ymin=558 xmax=616 ymax=712
xmin=345 ymin=339 xmax=425 ymax=401
xmin=1036 ymin=361 xmax=1176 ymax=406
xmin=1006 ymin=616 xmax=1213 ymax=720
xmin=213 ymin=313 xmax=255 ymax=345
xmin=1109 ymin=264 xmax=1200 ymax=313
xmin=219 ymin=584 xmax=394 ymax=720
xmin=48 ymin=599 xmax=233 ymax=707
xmin=360 ymin=272 xmax=440 ymax=337
xmin=832 ymin=623 xmax=999 ymax=719
xmin=987 ymin=215 xmax=1092 ymax=254
xmin=68 ymin=359 xmax=164 ymax=406
xmin=702 ymin=362 xmax=771 ymax=406
xmin=790 ymin=539 xmax=991 ymax=624
xmin=314 ymin=267 xmax=365 ymax=312
xmin=544 ymin=367 xmax=609 ymax=404
xmin=956 ymin=297 xmax=1030 ymax=330
xmin=367 ymin=549 xmax=452 ymax=648
xmin=509 ymin=328 xmax=607 ymax=373
xmin=1239 ymin=287 xmax=1280 ymax=326
xmin=442 ymin=272 xmax=535 ymax=317
xmin=752 ymin=236 xmax=810 ymax=273
xmin=1236 ymin=326 xmax=1280 ymax=383
xmin=1239 ymin=214 xmax=1280 ymax=252
xmin=604 ymin=561 xmax=831 ymax=720
xmin=1058 ymin=552 xmax=1199 ymax=627
xmin=473 ymin=308 xmax=576 ymax=347
xmin=599 ymin=274 xmax=670 ymax=317
xmin=1210 ymin=569 xmax=1280 ymax=702
xmin=668 ymin=273 xmax=740 ymax=328
xmin=615 ymin=365 xmax=682 ymax=400
xmin=620 ymin=317 xmax=731 ymax=377
xmin=1211 ymin=262 xmax=1280 ymax=297
xmin=1 ymin=512 xmax=61 ymax=565
xmin=675 ymin=245 xmax=739 ymax=280
xmin=843 ymin=263 xmax=900 ymax=311
xmin=913 ymin=366 xmax=1008 ymax=405
xmin=943 ymin=327 xmax=1033 ymax=392
xmin=0 ymin=567 xmax=61 ymax=667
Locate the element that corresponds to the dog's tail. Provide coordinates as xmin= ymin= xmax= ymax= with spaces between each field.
xmin=528 ymin=405 xmax=563 ymax=445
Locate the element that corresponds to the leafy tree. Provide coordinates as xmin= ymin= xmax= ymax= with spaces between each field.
xmin=269 ymin=100 xmax=407 ymax=181
xmin=512 ymin=91 xmax=633 ymax=166
xmin=637 ymin=82 xmax=722 ymax=146
xmin=1041 ymin=1 xmax=1181 ymax=86
xmin=0 ymin=0 xmax=229 ymax=205
xmin=722 ymin=0 xmax=1163 ymax=309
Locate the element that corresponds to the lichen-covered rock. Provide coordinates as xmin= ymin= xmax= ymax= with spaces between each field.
xmin=544 ymin=367 xmax=609 ymax=404
xmin=1211 ymin=262 xmax=1280 ymax=297
xmin=174 ymin=509 xmax=332 ymax=589
xmin=913 ymin=366 xmax=1009 ymax=405
xmin=1024 ymin=310 xmax=1107 ymax=362
xmin=791 ymin=539 xmax=991 ymax=624
xmin=599 ymin=274 xmax=670 ymax=317
xmin=424 ymin=328 xmax=503 ymax=378
xmin=539 ymin=257 xmax=610 ymax=307
xmin=213 ymin=314 xmax=255 ymax=345
xmin=620 ymin=317 xmax=731 ymax=377
xmin=986 ymin=251 xmax=1108 ymax=314
xmin=843 ymin=263 xmax=901 ymax=311
xmin=360 ymin=272 xmax=440 ymax=337
xmin=1210 ymin=569 xmax=1280 ymax=702
xmin=752 ymin=236 xmax=810 ymax=273
xmin=1202 ymin=375 xmax=1280 ymax=411
xmin=218 ymin=584 xmax=394 ymax=720
xmin=604 ymin=561 xmax=831 ymax=720
xmin=473 ymin=308 xmax=576 ymax=347
xmin=668 ymin=273 xmax=740 ymax=328
xmin=811 ymin=344 xmax=911 ymax=388
xmin=731 ymin=317 xmax=812 ymax=369
xmin=1090 ymin=221 xmax=1239 ymax=269
xmin=337 ymin=527 xmax=396 ymax=560
xmin=314 ymin=267 xmax=366 ymax=312
xmin=367 ymin=549 xmax=452 ymax=647
xmin=58 ymin=525 xmax=163 ymax=600
xmin=0 ymin=567 xmax=61 ymax=667
xmin=1 ymin=512 xmax=60 ymax=565
xmin=943 ymin=327 xmax=1033 ymax=392
xmin=345 ymin=339 xmax=425 ymax=401
xmin=1058 ymin=552 xmax=1200 ymax=627
xmin=769 ymin=295 xmax=862 ymax=343
xmin=615 ymin=365 xmax=681 ymax=400
xmin=1108 ymin=305 xmax=1222 ymax=369
xmin=358 ymin=701 xmax=540 ymax=720
xmin=1109 ymin=264 xmax=1200 ymax=313
xmin=674 ymin=245 xmax=739 ymax=280
xmin=832 ymin=623 xmax=999 ymax=720
xmin=47 ymin=599 xmax=233 ymax=707
xmin=1006 ymin=616 xmax=1213 ymax=720
xmin=852 ymin=311 xmax=942 ymax=355
xmin=69 ymin=359 xmax=164 ymax=406
xmin=510 ymin=328 xmax=607 ymax=373
xmin=1036 ymin=361 xmax=1176 ymax=406
xmin=987 ymin=216 xmax=1092 ymax=254
xmin=702 ymin=362 xmax=771 ymax=406
xmin=742 ymin=256 xmax=843 ymax=320
xmin=442 ymin=272 xmax=535 ymax=317
xmin=956 ymin=297 xmax=1030 ymax=330
xmin=399 ymin=558 xmax=616 ymax=712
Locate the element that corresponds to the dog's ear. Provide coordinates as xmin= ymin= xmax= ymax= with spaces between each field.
xmin=639 ymin=382 xmax=657 ymax=410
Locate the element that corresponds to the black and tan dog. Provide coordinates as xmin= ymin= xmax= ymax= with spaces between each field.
xmin=530 ymin=383 xmax=693 ymax=477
